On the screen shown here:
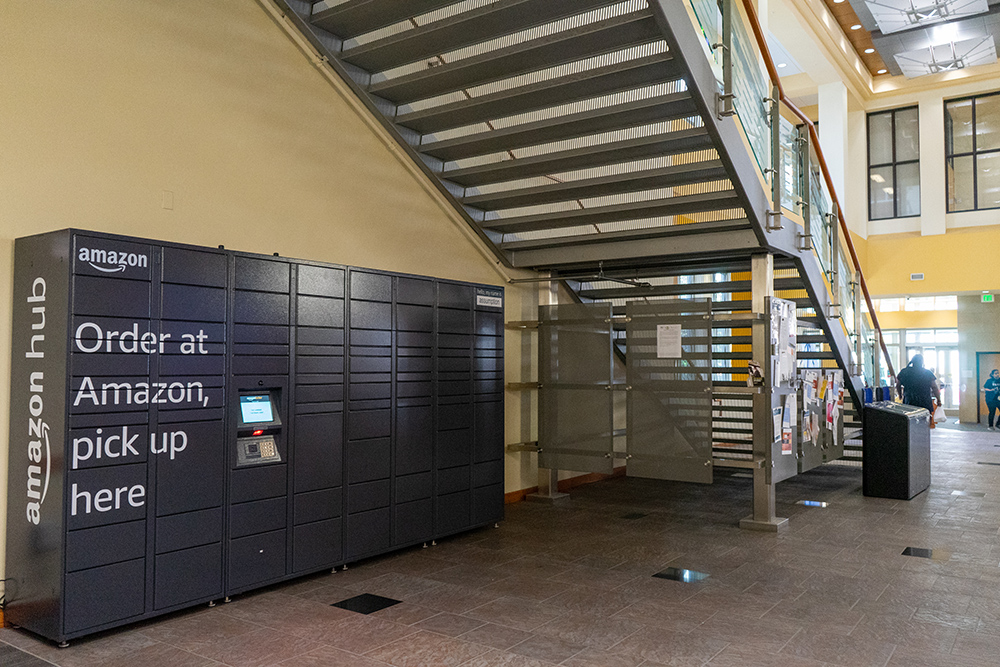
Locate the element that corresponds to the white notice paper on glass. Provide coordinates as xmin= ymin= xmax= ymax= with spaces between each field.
xmin=656 ymin=324 xmax=682 ymax=358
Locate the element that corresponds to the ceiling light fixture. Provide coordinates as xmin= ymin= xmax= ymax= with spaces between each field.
xmin=878 ymin=68 xmax=888 ymax=73
xmin=895 ymin=36 xmax=997 ymax=77
xmin=851 ymin=24 xmax=862 ymax=30
xmin=864 ymin=0 xmax=989 ymax=35
xmin=778 ymin=62 xmax=787 ymax=67
xmin=865 ymin=48 xmax=876 ymax=54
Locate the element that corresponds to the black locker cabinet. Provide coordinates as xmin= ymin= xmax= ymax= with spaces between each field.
xmin=436 ymin=283 xmax=475 ymax=534
xmin=292 ymin=263 xmax=346 ymax=572
xmin=6 ymin=229 xmax=504 ymax=644
xmin=153 ymin=245 xmax=228 ymax=611
xmin=345 ymin=270 xmax=394 ymax=559
xmin=394 ymin=277 xmax=436 ymax=545
xmin=227 ymin=256 xmax=292 ymax=593
xmin=5 ymin=230 xmax=230 ymax=643
xmin=473 ymin=288 xmax=505 ymax=525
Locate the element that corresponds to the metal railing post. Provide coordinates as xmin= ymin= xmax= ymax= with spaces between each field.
xmin=765 ymin=84 xmax=782 ymax=230
xmin=873 ymin=329 xmax=882 ymax=387
xmin=854 ymin=276 xmax=864 ymax=378
xmin=715 ymin=0 xmax=735 ymax=118
xmin=827 ymin=202 xmax=841 ymax=319
xmin=797 ymin=126 xmax=811 ymax=249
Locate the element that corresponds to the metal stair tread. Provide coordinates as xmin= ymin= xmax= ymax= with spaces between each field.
xmin=462 ymin=159 xmax=729 ymax=210
xmin=498 ymin=218 xmax=751 ymax=251
xmin=418 ymin=91 xmax=697 ymax=161
xmin=373 ymin=11 xmax=664 ymax=106
xmin=339 ymin=0 xmax=619 ymax=72
xmin=442 ymin=126 xmax=714 ymax=187
xmin=480 ymin=189 xmax=742 ymax=233
xmin=310 ymin=0 xmax=460 ymax=40
xmin=394 ymin=48 xmax=678 ymax=133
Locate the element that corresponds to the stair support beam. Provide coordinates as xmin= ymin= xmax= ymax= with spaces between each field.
xmin=741 ymin=253 xmax=788 ymax=532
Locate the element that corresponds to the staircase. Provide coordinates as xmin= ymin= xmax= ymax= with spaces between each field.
xmin=272 ymin=0 xmax=888 ymax=451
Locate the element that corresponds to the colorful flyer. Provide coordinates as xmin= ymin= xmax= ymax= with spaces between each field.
xmin=782 ymin=394 xmax=795 ymax=455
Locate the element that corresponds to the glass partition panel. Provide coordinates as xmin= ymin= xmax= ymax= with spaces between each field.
xmin=810 ymin=152 xmax=832 ymax=276
xmin=626 ymin=300 xmax=713 ymax=483
xmin=731 ymin=5 xmax=770 ymax=173
xmin=687 ymin=0 xmax=723 ymax=81
xmin=538 ymin=303 xmax=615 ymax=474
xmin=838 ymin=252 xmax=855 ymax=341
xmin=779 ymin=117 xmax=800 ymax=210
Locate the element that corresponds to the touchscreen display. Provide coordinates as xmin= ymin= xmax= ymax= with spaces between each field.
xmin=240 ymin=394 xmax=274 ymax=424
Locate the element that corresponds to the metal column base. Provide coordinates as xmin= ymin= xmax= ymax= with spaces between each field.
xmin=739 ymin=515 xmax=788 ymax=532
xmin=526 ymin=490 xmax=570 ymax=503
xmin=527 ymin=468 xmax=569 ymax=503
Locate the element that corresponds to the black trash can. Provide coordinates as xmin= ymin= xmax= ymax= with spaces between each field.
xmin=863 ymin=402 xmax=931 ymax=499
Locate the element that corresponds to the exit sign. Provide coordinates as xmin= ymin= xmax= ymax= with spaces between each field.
xmin=984 ymin=294 xmax=994 ymax=303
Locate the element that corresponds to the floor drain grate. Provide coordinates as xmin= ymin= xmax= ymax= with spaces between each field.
xmin=332 ymin=593 xmax=402 ymax=614
xmin=653 ymin=567 xmax=709 ymax=583
xmin=901 ymin=547 xmax=934 ymax=559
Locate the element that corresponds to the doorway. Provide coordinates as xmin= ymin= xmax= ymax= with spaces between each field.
xmin=905 ymin=329 xmax=959 ymax=410
xmin=977 ymin=352 xmax=1000 ymax=424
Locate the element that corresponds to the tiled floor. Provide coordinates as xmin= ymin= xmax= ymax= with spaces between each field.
xmin=6 ymin=423 xmax=1000 ymax=666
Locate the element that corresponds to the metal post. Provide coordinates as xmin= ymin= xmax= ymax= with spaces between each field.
xmin=854 ymin=275 xmax=864 ymax=378
xmin=528 ymin=275 xmax=569 ymax=503
xmin=766 ymin=85 xmax=783 ymax=230
xmin=741 ymin=254 xmax=788 ymax=531
xmin=797 ymin=126 xmax=812 ymax=250
xmin=828 ymin=202 xmax=840 ymax=319
xmin=873 ymin=329 xmax=882 ymax=388
xmin=715 ymin=0 xmax=735 ymax=118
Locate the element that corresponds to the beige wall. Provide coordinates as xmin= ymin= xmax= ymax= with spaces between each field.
xmin=0 ymin=1 xmax=540 ymax=586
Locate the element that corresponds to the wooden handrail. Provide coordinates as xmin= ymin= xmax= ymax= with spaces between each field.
xmin=738 ymin=0 xmax=895 ymax=382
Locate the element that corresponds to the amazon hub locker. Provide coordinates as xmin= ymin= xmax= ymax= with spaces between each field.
xmin=5 ymin=229 xmax=505 ymax=644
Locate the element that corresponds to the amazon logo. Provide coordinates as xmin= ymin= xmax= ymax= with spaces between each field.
xmin=77 ymin=246 xmax=148 ymax=273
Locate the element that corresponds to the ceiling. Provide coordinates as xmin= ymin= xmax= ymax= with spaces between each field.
xmin=819 ymin=0 xmax=1000 ymax=78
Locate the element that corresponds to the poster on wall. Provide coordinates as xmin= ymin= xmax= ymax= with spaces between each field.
xmin=656 ymin=324 xmax=682 ymax=359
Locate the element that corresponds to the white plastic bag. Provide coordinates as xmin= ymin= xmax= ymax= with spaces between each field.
xmin=933 ymin=404 xmax=947 ymax=423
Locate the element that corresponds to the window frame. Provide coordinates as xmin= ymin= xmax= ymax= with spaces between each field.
xmin=945 ymin=89 xmax=1000 ymax=213
xmin=867 ymin=106 xmax=921 ymax=221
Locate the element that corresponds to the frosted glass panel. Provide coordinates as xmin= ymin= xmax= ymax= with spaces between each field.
xmin=538 ymin=303 xmax=614 ymax=474
xmin=626 ymin=300 xmax=713 ymax=483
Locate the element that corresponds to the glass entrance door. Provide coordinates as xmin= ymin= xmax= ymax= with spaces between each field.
xmin=905 ymin=330 xmax=959 ymax=409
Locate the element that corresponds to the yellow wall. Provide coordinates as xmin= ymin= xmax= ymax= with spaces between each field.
xmin=875 ymin=310 xmax=957 ymax=330
xmin=864 ymin=228 xmax=1000 ymax=296
xmin=0 ymin=0 xmax=538 ymax=585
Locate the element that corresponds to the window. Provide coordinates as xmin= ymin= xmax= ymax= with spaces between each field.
xmin=876 ymin=296 xmax=957 ymax=311
xmin=946 ymin=91 xmax=1000 ymax=212
xmin=868 ymin=107 xmax=920 ymax=220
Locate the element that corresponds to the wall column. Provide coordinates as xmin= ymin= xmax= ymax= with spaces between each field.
xmin=818 ymin=82 xmax=849 ymax=212
xmin=919 ymin=97 xmax=946 ymax=236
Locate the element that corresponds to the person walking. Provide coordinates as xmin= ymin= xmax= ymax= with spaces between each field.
xmin=896 ymin=354 xmax=941 ymax=415
xmin=984 ymin=369 xmax=1000 ymax=430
